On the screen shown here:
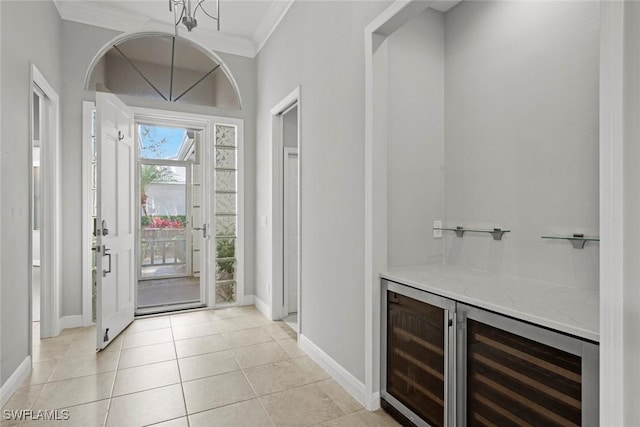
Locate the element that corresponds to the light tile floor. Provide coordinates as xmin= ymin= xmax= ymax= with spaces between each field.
xmin=3 ymin=306 xmax=400 ymax=427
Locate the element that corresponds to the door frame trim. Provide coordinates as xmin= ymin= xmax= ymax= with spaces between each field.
xmin=82 ymin=106 xmax=246 ymax=320
xmin=29 ymin=64 xmax=61 ymax=339
xmin=270 ymin=87 xmax=302 ymax=330
xmin=283 ymin=147 xmax=299 ymax=326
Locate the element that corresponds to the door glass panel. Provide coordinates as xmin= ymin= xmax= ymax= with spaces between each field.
xmin=214 ymin=193 xmax=236 ymax=215
xmin=214 ymin=124 xmax=238 ymax=304
xmin=215 ymin=216 xmax=236 ymax=237
xmin=215 ymin=147 xmax=236 ymax=168
xmin=215 ymin=170 xmax=236 ymax=192
xmin=139 ymin=164 xmax=188 ymax=280
xmin=136 ymin=123 xmax=203 ymax=311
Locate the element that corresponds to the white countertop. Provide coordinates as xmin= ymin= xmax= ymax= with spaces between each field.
xmin=381 ymin=264 xmax=599 ymax=342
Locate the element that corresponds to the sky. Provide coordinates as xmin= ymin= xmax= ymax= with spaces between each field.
xmin=139 ymin=125 xmax=187 ymax=159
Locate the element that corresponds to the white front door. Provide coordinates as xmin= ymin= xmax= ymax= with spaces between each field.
xmin=284 ymin=148 xmax=299 ymax=314
xmin=96 ymin=92 xmax=135 ymax=350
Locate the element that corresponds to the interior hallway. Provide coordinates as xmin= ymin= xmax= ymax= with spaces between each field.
xmin=2 ymin=306 xmax=399 ymax=427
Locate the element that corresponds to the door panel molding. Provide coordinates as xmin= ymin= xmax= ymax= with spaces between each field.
xmin=96 ymin=92 xmax=136 ymax=350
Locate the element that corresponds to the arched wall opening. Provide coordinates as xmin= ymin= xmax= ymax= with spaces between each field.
xmin=84 ymin=32 xmax=243 ymax=110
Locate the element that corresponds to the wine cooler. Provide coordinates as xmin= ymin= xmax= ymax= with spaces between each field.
xmin=457 ymin=303 xmax=599 ymax=427
xmin=381 ymin=280 xmax=457 ymax=427
xmin=381 ymin=279 xmax=599 ymax=427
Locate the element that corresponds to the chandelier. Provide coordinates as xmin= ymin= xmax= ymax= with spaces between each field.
xmin=170 ymin=0 xmax=220 ymax=34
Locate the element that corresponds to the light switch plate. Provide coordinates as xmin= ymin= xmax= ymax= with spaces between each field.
xmin=433 ymin=220 xmax=443 ymax=238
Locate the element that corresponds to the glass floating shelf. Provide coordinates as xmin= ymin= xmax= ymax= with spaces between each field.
xmin=433 ymin=226 xmax=510 ymax=241
xmin=541 ymin=234 xmax=600 ymax=249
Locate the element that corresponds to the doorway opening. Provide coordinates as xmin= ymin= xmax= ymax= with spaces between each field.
xmin=32 ymin=87 xmax=43 ymax=328
xmin=270 ymin=87 xmax=301 ymax=335
xmin=83 ymin=103 xmax=246 ymax=326
xmin=136 ymin=124 xmax=205 ymax=311
xmin=282 ymin=106 xmax=299 ymax=332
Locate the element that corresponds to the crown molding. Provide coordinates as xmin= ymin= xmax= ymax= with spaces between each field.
xmin=56 ymin=0 xmax=151 ymax=32
xmin=253 ymin=0 xmax=295 ymax=54
xmin=53 ymin=0 xmax=294 ymax=58
xmin=178 ymin=25 xmax=257 ymax=58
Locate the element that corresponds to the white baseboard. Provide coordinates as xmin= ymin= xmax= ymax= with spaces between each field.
xmin=58 ymin=315 xmax=83 ymax=334
xmin=241 ymin=295 xmax=255 ymax=306
xmin=368 ymin=391 xmax=381 ymax=411
xmin=0 ymin=356 xmax=31 ymax=408
xmin=298 ymin=334 xmax=368 ymax=408
xmin=254 ymin=295 xmax=272 ymax=319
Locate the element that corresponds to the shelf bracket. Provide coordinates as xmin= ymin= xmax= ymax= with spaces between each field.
xmin=568 ymin=238 xmax=588 ymax=249
xmin=489 ymin=229 xmax=507 ymax=241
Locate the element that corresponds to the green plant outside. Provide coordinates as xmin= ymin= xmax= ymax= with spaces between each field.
xmin=216 ymin=239 xmax=235 ymax=258
xmin=216 ymin=239 xmax=236 ymax=303
xmin=216 ymin=239 xmax=236 ymax=279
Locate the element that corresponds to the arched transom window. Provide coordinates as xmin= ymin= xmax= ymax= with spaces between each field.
xmin=87 ymin=34 xmax=241 ymax=110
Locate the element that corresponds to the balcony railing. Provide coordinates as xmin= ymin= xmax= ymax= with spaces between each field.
xmin=140 ymin=228 xmax=186 ymax=267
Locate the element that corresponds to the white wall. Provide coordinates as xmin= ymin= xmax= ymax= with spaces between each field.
xmin=0 ymin=0 xmax=3 ymax=384
xmin=386 ymin=9 xmax=444 ymax=268
xmin=443 ymin=1 xmax=600 ymax=290
xmin=623 ymin=2 xmax=640 ymax=422
xmin=59 ymin=20 xmax=257 ymax=317
xmin=1 ymin=0 xmax=61 ymax=385
xmin=255 ymin=0 xmax=390 ymax=382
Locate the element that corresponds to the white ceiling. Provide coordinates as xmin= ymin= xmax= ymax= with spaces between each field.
xmin=54 ymin=0 xmax=464 ymax=57
xmin=54 ymin=0 xmax=295 ymax=57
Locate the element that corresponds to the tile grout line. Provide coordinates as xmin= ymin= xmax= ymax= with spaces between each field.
xmin=170 ymin=318 xmax=192 ymax=427
xmin=104 ymin=330 xmax=124 ymax=427
xmin=229 ymin=338 xmax=277 ymax=427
